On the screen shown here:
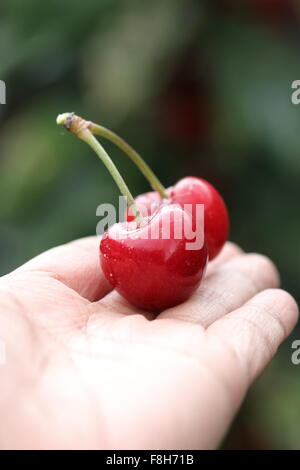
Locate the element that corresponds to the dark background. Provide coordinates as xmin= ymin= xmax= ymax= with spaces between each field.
xmin=0 ymin=0 xmax=299 ymax=449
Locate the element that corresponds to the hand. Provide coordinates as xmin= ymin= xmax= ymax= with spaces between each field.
xmin=0 ymin=237 xmax=298 ymax=449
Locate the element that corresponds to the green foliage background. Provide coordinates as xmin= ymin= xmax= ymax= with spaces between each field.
xmin=0 ymin=0 xmax=299 ymax=449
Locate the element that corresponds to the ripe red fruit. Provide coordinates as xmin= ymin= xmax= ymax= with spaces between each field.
xmin=171 ymin=177 xmax=229 ymax=260
xmin=101 ymin=204 xmax=208 ymax=311
xmin=127 ymin=191 xmax=163 ymax=218
xmin=127 ymin=177 xmax=229 ymax=261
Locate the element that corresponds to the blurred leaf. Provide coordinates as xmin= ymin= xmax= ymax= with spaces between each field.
xmin=211 ymin=19 xmax=300 ymax=175
xmin=84 ymin=0 xmax=203 ymax=125
xmin=0 ymin=95 xmax=79 ymax=219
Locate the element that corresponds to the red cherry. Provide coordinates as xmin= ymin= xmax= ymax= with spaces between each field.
xmin=126 ymin=188 xmax=173 ymax=221
xmin=126 ymin=177 xmax=229 ymax=261
xmin=171 ymin=177 xmax=229 ymax=260
xmin=126 ymin=191 xmax=162 ymax=221
xmin=101 ymin=204 xmax=208 ymax=311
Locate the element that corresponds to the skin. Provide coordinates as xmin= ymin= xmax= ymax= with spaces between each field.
xmin=0 ymin=237 xmax=298 ymax=449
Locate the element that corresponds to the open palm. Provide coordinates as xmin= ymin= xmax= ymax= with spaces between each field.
xmin=0 ymin=236 xmax=298 ymax=449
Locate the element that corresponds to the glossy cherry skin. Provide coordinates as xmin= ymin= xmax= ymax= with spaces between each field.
xmin=126 ymin=191 xmax=163 ymax=219
xmin=171 ymin=177 xmax=229 ymax=260
xmin=101 ymin=204 xmax=208 ymax=312
xmin=127 ymin=177 xmax=229 ymax=261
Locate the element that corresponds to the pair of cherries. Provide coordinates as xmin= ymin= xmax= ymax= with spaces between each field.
xmin=101 ymin=177 xmax=229 ymax=311
xmin=57 ymin=113 xmax=229 ymax=312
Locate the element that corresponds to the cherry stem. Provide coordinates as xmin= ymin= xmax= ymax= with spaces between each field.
xmin=57 ymin=113 xmax=144 ymax=225
xmin=87 ymin=123 xmax=167 ymax=199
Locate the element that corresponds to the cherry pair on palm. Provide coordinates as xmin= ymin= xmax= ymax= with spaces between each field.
xmin=57 ymin=113 xmax=229 ymax=312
